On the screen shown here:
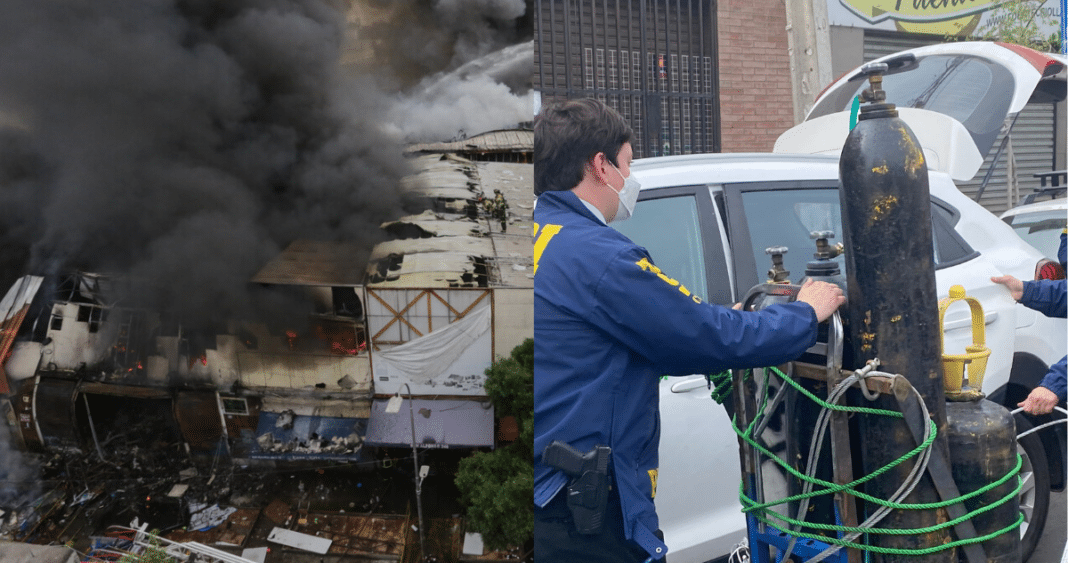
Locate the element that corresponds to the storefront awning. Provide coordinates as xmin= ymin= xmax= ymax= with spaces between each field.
xmin=365 ymin=398 xmax=494 ymax=449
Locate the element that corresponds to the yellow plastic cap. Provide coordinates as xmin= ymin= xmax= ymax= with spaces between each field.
xmin=948 ymin=285 xmax=966 ymax=299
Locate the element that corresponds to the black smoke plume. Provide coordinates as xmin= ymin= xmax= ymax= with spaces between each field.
xmin=0 ymin=0 xmax=411 ymax=326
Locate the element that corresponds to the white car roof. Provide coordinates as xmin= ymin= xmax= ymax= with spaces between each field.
xmin=999 ymin=197 xmax=1068 ymax=219
xmin=630 ymin=153 xmax=840 ymax=190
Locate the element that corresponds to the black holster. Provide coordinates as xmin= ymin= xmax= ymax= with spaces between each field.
xmin=542 ymin=440 xmax=611 ymax=534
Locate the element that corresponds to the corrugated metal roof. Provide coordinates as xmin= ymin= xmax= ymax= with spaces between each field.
xmin=367 ymin=251 xmax=479 ymax=288
xmin=380 ymin=211 xmax=488 ymax=238
xmin=251 ymin=240 xmax=365 ymax=287
xmin=366 ymin=272 xmax=473 ymax=288
xmin=399 ymin=169 xmax=475 ymax=192
xmin=406 ymin=129 xmax=533 ymax=154
xmin=370 ymin=236 xmax=493 ymax=261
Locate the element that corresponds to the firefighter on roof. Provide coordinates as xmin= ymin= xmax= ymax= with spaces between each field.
xmin=493 ymin=188 xmax=508 ymax=232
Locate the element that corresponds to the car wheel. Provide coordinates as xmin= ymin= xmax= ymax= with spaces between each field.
xmin=1015 ymin=414 xmax=1051 ymax=561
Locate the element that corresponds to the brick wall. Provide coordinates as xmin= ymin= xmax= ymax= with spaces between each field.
xmin=717 ymin=0 xmax=794 ymax=153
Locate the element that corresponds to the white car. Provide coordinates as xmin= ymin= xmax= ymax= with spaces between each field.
xmin=1000 ymin=197 xmax=1067 ymax=268
xmin=616 ymin=42 xmax=1067 ymax=563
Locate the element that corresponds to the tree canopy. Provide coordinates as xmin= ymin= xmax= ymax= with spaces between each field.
xmin=454 ymin=338 xmax=533 ymax=553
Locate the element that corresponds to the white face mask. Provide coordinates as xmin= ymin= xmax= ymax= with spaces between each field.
xmin=606 ymin=161 xmax=640 ymax=223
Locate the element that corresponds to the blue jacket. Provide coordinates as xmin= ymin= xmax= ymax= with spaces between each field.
xmin=1059 ymin=230 xmax=1066 ymax=271
xmin=533 ymin=190 xmax=819 ymax=559
xmin=1020 ymin=265 xmax=1066 ymax=400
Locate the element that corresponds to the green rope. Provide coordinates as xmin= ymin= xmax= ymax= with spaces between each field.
xmin=741 ymin=456 xmax=1022 ymax=535
xmin=751 ymin=512 xmax=1023 ymax=557
xmin=736 ymin=365 xmax=1023 ymax=555
xmin=706 ymin=369 xmax=737 ymax=403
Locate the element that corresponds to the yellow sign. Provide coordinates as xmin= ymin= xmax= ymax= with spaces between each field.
xmin=838 ymin=0 xmax=1006 ymax=23
xmin=837 ymin=0 xmax=1007 ymax=36
xmin=894 ymin=15 xmax=981 ymax=35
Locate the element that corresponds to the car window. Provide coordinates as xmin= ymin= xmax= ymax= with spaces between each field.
xmin=737 ymin=188 xmax=845 ymax=285
xmin=930 ymin=199 xmax=978 ymax=268
xmin=1003 ymin=209 xmax=1068 ymax=260
xmin=727 ymin=185 xmax=976 ymax=293
xmin=614 ymin=193 xmax=709 ymax=301
xmin=809 ymin=55 xmax=1014 ymax=157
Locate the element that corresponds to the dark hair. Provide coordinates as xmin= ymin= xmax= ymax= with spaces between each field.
xmin=534 ymin=98 xmax=634 ymax=196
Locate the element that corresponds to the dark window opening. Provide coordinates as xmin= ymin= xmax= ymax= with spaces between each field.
xmin=77 ymin=305 xmax=108 ymax=333
xmin=237 ymin=327 xmax=258 ymax=350
xmin=472 ymin=257 xmax=489 ymax=287
xmin=312 ymin=318 xmax=365 ymax=355
xmin=332 ymin=287 xmax=363 ymax=318
xmin=75 ymin=394 xmax=182 ymax=452
xmin=221 ymin=398 xmax=249 ymax=416
xmin=50 ymin=311 xmax=63 ymax=331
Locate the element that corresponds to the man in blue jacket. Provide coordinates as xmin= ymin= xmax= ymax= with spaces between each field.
xmin=533 ymin=98 xmax=846 ymax=562
xmin=992 ymin=229 xmax=1067 ymax=415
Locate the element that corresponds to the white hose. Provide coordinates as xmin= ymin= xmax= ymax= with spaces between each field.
xmin=765 ymin=362 xmax=932 ymax=563
xmin=807 ymin=370 xmax=933 ymax=562
xmin=1012 ymin=406 xmax=1068 ymax=439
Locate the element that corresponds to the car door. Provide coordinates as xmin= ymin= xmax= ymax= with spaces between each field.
xmin=612 ymin=185 xmax=748 ymax=563
xmin=721 ymin=181 xmax=1014 ymax=396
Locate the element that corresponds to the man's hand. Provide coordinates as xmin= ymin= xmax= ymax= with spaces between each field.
xmin=990 ymin=275 xmax=1024 ymax=301
xmin=1017 ymin=386 xmax=1059 ymax=416
xmin=796 ymin=278 xmax=846 ymax=323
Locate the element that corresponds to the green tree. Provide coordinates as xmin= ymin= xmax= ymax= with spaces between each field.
xmin=973 ymin=0 xmax=1061 ymax=52
xmin=455 ymin=338 xmax=533 ymax=553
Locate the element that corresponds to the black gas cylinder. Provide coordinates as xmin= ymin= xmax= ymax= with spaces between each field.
xmin=839 ymin=62 xmax=952 ymax=562
xmin=945 ymin=400 xmax=1021 ymax=563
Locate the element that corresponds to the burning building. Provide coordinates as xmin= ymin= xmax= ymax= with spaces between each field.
xmin=0 ymin=0 xmax=534 ymax=556
xmin=0 ymin=146 xmax=533 ymax=469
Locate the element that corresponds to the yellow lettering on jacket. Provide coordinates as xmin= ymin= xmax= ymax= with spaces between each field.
xmin=648 ymin=469 xmax=658 ymax=499
xmin=533 ymin=224 xmax=563 ymax=276
xmin=635 ymin=257 xmax=699 ymax=301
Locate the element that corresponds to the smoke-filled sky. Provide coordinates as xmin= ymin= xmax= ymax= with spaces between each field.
xmin=0 ymin=0 xmax=533 ymax=325
xmin=347 ymin=0 xmax=534 ymax=142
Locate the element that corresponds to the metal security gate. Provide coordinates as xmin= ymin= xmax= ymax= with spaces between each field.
xmin=536 ymin=0 xmax=720 ymax=158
